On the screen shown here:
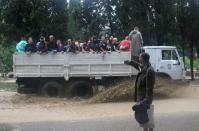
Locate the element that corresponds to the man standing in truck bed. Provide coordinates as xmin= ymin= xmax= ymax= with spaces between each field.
xmin=129 ymin=27 xmax=144 ymax=60
xmin=125 ymin=52 xmax=155 ymax=131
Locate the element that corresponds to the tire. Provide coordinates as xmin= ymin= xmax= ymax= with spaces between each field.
xmin=67 ymin=80 xmax=93 ymax=98
xmin=17 ymin=87 xmax=37 ymax=94
xmin=41 ymin=81 xmax=64 ymax=97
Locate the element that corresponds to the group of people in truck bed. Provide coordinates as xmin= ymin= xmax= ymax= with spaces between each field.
xmin=16 ymin=27 xmax=143 ymax=56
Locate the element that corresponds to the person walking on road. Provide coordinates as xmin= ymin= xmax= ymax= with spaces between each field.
xmin=124 ymin=52 xmax=155 ymax=131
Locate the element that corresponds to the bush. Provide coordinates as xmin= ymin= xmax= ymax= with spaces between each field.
xmin=0 ymin=35 xmax=15 ymax=74
xmin=183 ymin=56 xmax=199 ymax=70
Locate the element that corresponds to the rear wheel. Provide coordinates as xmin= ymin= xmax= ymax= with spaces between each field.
xmin=41 ymin=81 xmax=64 ymax=97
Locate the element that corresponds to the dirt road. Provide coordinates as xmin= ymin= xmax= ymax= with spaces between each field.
xmin=0 ymin=82 xmax=199 ymax=123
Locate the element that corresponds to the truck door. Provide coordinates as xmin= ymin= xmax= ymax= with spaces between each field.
xmin=170 ymin=49 xmax=184 ymax=79
xmin=160 ymin=49 xmax=183 ymax=79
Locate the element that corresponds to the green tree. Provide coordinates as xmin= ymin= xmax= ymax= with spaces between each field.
xmin=177 ymin=0 xmax=199 ymax=80
xmin=0 ymin=0 xmax=68 ymax=41
xmin=67 ymin=0 xmax=82 ymax=39
xmin=152 ymin=0 xmax=177 ymax=45
xmin=0 ymin=35 xmax=15 ymax=74
xmin=80 ymin=0 xmax=106 ymax=39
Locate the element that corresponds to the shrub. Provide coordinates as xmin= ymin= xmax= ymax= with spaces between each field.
xmin=183 ymin=56 xmax=199 ymax=70
xmin=0 ymin=35 xmax=15 ymax=74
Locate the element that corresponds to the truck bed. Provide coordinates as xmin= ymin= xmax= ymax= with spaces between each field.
xmin=13 ymin=52 xmax=138 ymax=80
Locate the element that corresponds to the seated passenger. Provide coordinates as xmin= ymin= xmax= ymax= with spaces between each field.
xmin=79 ymin=42 xmax=84 ymax=52
xmin=69 ymin=41 xmax=78 ymax=53
xmin=89 ymin=37 xmax=100 ymax=52
xmin=99 ymin=39 xmax=108 ymax=52
xmin=47 ymin=35 xmax=58 ymax=53
xmin=57 ymin=40 xmax=64 ymax=53
xmin=64 ymin=39 xmax=72 ymax=52
xmin=111 ymin=37 xmax=119 ymax=51
xmin=109 ymin=36 xmax=114 ymax=47
xmin=16 ymin=36 xmax=28 ymax=53
xmin=37 ymin=36 xmax=47 ymax=54
xmin=82 ymin=40 xmax=93 ymax=52
xmin=25 ymin=37 xmax=36 ymax=55
xmin=119 ymin=36 xmax=130 ymax=51
xmin=75 ymin=40 xmax=81 ymax=51
xmin=82 ymin=40 xmax=91 ymax=52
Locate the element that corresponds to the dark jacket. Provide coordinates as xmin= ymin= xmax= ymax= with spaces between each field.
xmin=125 ymin=60 xmax=155 ymax=103
xmin=90 ymin=41 xmax=100 ymax=52
xmin=37 ymin=41 xmax=47 ymax=52
xmin=48 ymin=41 xmax=58 ymax=51
xmin=25 ymin=43 xmax=36 ymax=53
xmin=69 ymin=43 xmax=78 ymax=53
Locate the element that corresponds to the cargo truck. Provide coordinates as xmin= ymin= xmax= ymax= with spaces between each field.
xmin=13 ymin=46 xmax=185 ymax=97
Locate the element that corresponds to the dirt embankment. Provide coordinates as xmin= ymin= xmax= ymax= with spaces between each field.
xmin=0 ymin=78 xmax=192 ymax=106
xmin=89 ymin=78 xmax=190 ymax=103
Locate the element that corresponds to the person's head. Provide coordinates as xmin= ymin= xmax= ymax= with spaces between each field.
xmin=125 ymin=36 xmax=129 ymax=40
xmin=75 ymin=41 xmax=79 ymax=46
xmin=57 ymin=40 xmax=61 ymax=45
xmin=40 ymin=36 xmax=45 ymax=42
xmin=72 ymin=41 xmax=75 ymax=45
xmin=49 ymin=35 xmax=54 ymax=42
xmin=109 ymin=36 xmax=114 ymax=41
xmin=67 ymin=39 xmax=72 ymax=44
xmin=139 ymin=52 xmax=150 ymax=65
xmin=134 ymin=26 xmax=139 ymax=31
xmin=113 ymin=38 xmax=118 ymax=43
xmin=28 ymin=37 xmax=33 ymax=44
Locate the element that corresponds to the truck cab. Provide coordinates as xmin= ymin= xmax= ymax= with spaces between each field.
xmin=143 ymin=46 xmax=185 ymax=80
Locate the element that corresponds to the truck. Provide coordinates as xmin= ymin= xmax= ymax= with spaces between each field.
xmin=13 ymin=46 xmax=185 ymax=97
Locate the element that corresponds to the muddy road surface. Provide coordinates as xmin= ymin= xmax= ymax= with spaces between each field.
xmin=0 ymin=81 xmax=199 ymax=131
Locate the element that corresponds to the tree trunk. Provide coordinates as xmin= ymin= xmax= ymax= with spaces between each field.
xmin=196 ymin=46 xmax=199 ymax=62
xmin=182 ymin=41 xmax=185 ymax=65
xmin=190 ymin=43 xmax=194 ymax=80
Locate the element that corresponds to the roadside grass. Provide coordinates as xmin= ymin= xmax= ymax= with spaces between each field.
xmin=183 ymin=56 xmax=199 ymax=70
xmin=0 ymin=83 xmax=17 ymax=92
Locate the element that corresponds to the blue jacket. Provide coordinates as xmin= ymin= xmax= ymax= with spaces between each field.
xmin=16 ymin=40 xmax=28 ymax=53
